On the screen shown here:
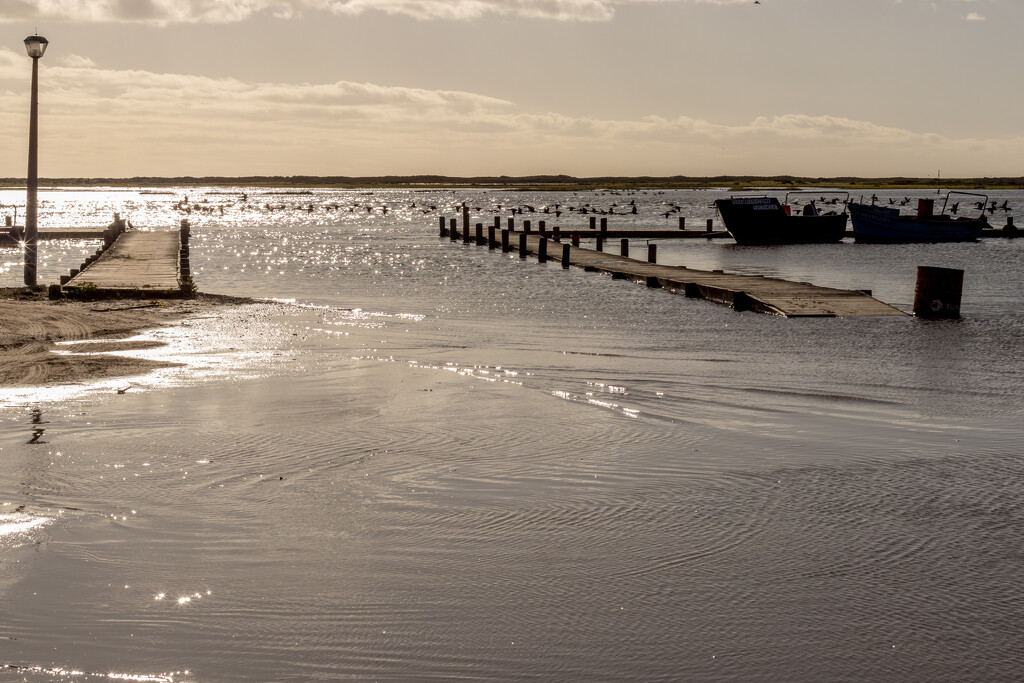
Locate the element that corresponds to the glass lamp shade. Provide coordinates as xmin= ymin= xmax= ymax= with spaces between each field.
xmin=24 ymin=35 xmax=48 ymax=59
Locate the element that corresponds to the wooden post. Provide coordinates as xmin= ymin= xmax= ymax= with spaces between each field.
xmin=507 ymin=217 xmax=515 ymax=231
xmin=488 ymin=225 xmax=496 ymax=249
xmin=462 ymin=205 xmax=470 ymax=236
xmin=648 ymin=244 xmax=657 ymax=263
xmin=538 ymin=237 xmax=548 ymax=263
xmin=524 ymin=220 xmax=532 ymax=233
xmin=621 ymin=238 xmax=629 ymax=257
xmin=439 ymin=216 xmax=447 ymax=236
xmin=601 ymin=218 xmax=608 ymax=232
xmin=463 ymin=220 xmax=472 ymax=243
xmin=553 ymin=226 xmax=561 ymax=242
xmin=494 ymin=216 xmax=501 ymax=231
xmin=913 ymin=266 xmax=964 ymax=319
xmin=538 ymin=220 xmax=546 ymax=233
xmin=519 ymin=232 xmax=528 ymax=258
xmin=597 ymin=236 xmax=603 ymax=252
xmin=561 ymin=243 xmax=570 ymax=269
xmin=501 ymin=229 xmax=510 ymax=253
xmin=474 ymin=223 xmax=483 ymax=245
xmin=571 ymin=233 xmax=580 ymax=247
xmin=706 ymin=218 xmax=713 ymax=233
xmin=449 ymin=218 xmax=458 ymax=241
xmin=679 ymin=216 xmax=685 ymax=230
xmin=590 ymin=216 xmax=597 ymax=230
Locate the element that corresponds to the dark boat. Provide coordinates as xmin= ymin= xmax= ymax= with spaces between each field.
xmin=848 ymin=192 xmax=988 ymax=243
xmin=714 ymin=192 xmax=849 ymax=246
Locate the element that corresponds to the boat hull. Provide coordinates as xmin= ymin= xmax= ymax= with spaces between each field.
xmin=714 ymin=198 xmax=848 ymax=246
xmin=848 ymin=202 xmax=985 ymax=243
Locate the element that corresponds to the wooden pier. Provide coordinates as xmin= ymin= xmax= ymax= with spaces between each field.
xmin=441 ymin=218 xmax=906 ymax=318
xmin=60 ymin=220 xmax=191 ymax=297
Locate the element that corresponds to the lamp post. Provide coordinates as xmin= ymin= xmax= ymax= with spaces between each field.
xmin=24 ymin=34 xmax=48 ymax=287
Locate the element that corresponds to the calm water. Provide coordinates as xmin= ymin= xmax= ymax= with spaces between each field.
xmin=1 ymin=187 xmax=1021 ymax=681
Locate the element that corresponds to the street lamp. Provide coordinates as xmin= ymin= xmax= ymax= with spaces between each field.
xmin=24 ymin=34 xmax=48 ymax=287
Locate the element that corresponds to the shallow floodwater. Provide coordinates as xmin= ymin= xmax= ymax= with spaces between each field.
xmin=1 ymin=187 xmax=1022 ymax=681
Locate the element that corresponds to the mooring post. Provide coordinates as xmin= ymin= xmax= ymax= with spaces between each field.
xmin=706 ymin=218 xmax=713 ymax=233
xmin=648 ymin=244 xmax=657 ymax=263
xmin=597 ymin=235 xmax=604 ymax=252
xmin=538 ymin=237 xmax=548 ymax=263
xmin=488 ymin=225 xmax=496 ymax=249
xmin=538 ymin=220 xmax=546 ymax=233
xmin=439 ymin=216 xmax=447 ymax=236
xmin=519 ymin=232 xmax=528 ymax=258
xmin=494 ymin=216 xmax=501 ymax=231
xmin=601 ymin=218 xmax=608 ymax=233
xmin=1004 ymin=216 xmax=1018 ymax=236
xmin=507 ymin=217 xmax=515 ymax=231
xmin=463 ymin=220 xmax=472 ymax=244
xmin=475 ymin=223 xmax=484 ymax=245
xmin=524 ymin=220 xmax=532 ymax=233
xmin=462 ymin=205 xmax=470 ymax=236
xmin=501 ymin=229 xmax=510 ymax=253
xmin=621 ymin=238 xmax=629 ymax=257
xmin=590 ymin=216 xmax=597 ymax=230
xmin=553 ymin=226 xmax=561 ymax=242
xmin=571 ymin=233 xmax=580 ymax=247
xmin=913 ymin=266 xmax=964 ymax=319
xmin=449 ymin=218 xmax=458 ymax=241
xmin=561 ymin=243 xmax=570 ymax=269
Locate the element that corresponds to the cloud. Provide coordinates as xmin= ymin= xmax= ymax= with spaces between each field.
xmin=0 ymin=49 xmax=1019 ymax=177
xmin=0 ymin=0 xmax=751 ymax=25
xmin=964 ymin=12 xmax=985 ymax=21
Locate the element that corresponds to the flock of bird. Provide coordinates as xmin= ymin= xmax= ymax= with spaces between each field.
xmin=168 ymin=192 xmax=1012 ymax=221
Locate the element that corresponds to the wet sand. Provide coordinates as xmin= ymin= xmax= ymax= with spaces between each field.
xmin=0 ymin=289 xmax=252 ymax=387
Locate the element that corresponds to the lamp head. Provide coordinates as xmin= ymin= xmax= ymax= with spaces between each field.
xmin=24 ymin=35 xmax=48 ymax=59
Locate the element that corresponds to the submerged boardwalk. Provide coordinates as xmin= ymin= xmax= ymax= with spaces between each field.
xmin=64 ymin=229 xmax=186 ymax=295
xmin=446 ymin=224 xmax=906 ymax=318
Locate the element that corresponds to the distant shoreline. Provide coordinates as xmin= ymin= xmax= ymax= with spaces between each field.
xmin=0 ymin=175 xmax=1021 ymax=191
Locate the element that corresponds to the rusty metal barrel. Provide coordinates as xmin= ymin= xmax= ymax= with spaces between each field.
xmin=913 ymin=266 xmax=964 ymax=319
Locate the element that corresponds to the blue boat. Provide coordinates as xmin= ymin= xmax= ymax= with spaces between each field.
xmin=848 ymin=192 xmax=988 ymax=243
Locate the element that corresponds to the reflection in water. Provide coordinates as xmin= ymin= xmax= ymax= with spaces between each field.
xmin=27 ymin=407 xmax=47 ymax=445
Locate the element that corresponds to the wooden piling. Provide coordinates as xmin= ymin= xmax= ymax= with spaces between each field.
xmin=590 ymin=217 xmax=597 ymax=230
xmin=462 ymin=206 xmax=470 ymax=236
xmin=679 ymin=216 xmax=685 ymax=230
xmin=597 ymin=236 xmax=603 ymax=252
xmin=507 ymin=217 xmax=515 ymax=231
xmin=562 ymin=243 xmax=571 ymax=269
xmin=449 ymin=218 xmax=458 ymax=241
xmin=538 ymin=237 xmax=548 ymax=263
xmin=524 ymin=220 xmax=532 ymax=233
xmin=502 ymin=229 xmax=510 ymax=253
xmin=488 ymin=225 xmax=497 ymax=249
xmin=648 ymin=244 xmax=657 ymax=264
xmin=475 ymin=223 xmax=484 ymax=245
xmin=519 ymin=232 xmax=528 ymax=258
xmin=439 ymin=216 xmax=447 ymax=236
xmin=601 ymin=218 xmax=608 ymax=232
xmin=553 ymin=226 xmax=561 ymax=242
xmin=621 ymin=238 xmax=629 ymax=258
xmin=706 ymin=219 xmax=713 ymax=233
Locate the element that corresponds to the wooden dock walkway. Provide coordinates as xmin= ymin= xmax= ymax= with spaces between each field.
xmin=444 ymin=223 xmax=906 ymax=318
xmin=63 ymin=229 xmax=188 ymax=296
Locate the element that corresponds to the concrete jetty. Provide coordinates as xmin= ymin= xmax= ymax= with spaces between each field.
xmin=442 ymin=219 xmax=906 ymax=318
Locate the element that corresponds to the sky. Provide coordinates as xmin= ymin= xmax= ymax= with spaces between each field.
xmin=0 ymin=0 xmax=1020 ymax=178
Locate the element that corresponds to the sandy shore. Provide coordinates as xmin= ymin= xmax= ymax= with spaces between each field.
xmin=0 ymin=289 xmax=253 ymax=387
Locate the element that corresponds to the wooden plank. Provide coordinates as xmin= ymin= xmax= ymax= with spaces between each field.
xmin=65 ymin=230 xmax=181 ymax=293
